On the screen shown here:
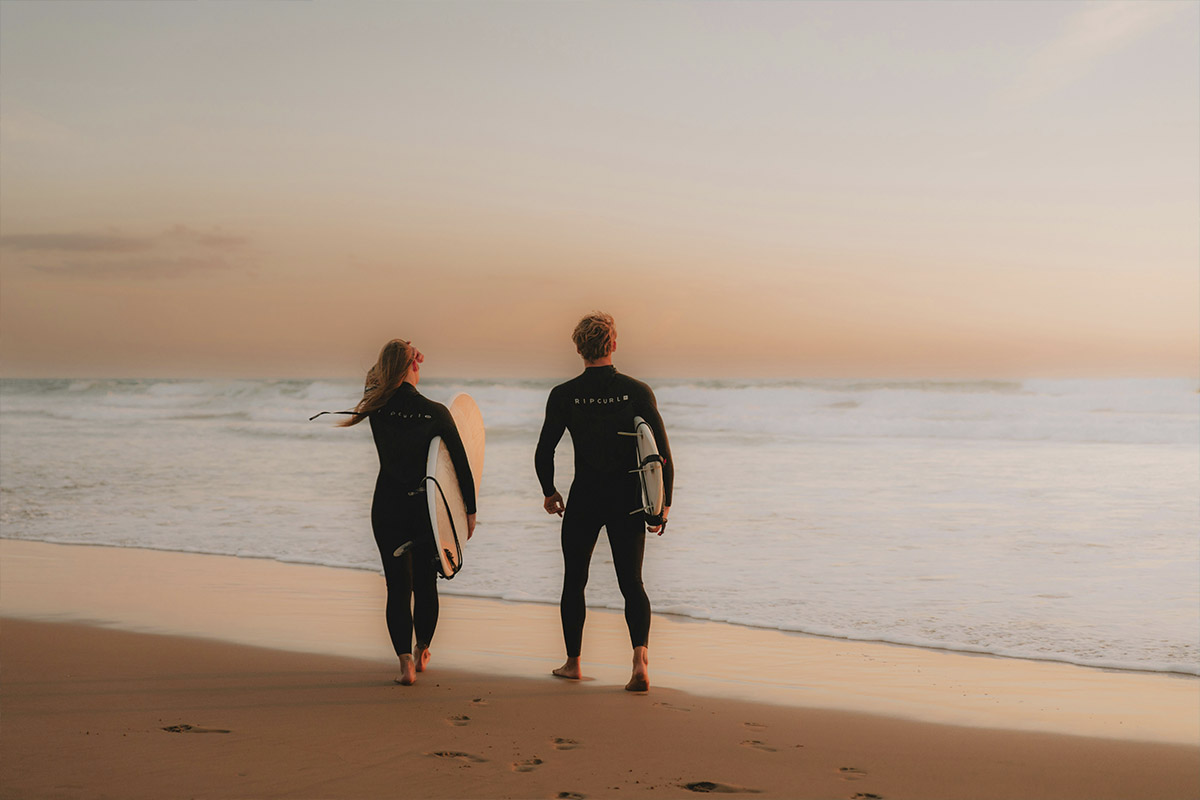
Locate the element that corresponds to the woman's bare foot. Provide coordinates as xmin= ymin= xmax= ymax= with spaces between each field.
xmin=394 ymin=654 xmax=416 ymax=686
xmin=625 ymin=646 xmax=649 ymax=692
xmin=415 ymin=644 xmax=431 ymax=673
xmin=552 ymin=657 xmax=582 ymax=680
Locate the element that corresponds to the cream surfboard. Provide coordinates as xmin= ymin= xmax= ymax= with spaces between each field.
xmin=393 ymin=393 xmax=485 ymax=578
xmin=629 ymin=415 xmax=665 ymax=526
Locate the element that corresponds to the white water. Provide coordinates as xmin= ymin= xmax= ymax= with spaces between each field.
xmin=1 ymin=376 xmax=1196 ymax=675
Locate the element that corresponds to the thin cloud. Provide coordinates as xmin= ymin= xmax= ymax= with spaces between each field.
xmin=162 ymin=225 xmax=249 ymax=250
xmin=0 ymin=233 xmax=153 ymax=253
xmin=29 ymin=256 xmax=237 ymax=279
xmin=1 ymin=227 xmax=249 ymax=254
xmin=998 ymin=1 xmax=1184 ymax=108
xmin=2 ymin=226 xmax=252 ymax=279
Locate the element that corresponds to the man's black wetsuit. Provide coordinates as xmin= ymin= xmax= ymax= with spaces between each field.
xmin=534 ymin=365 xmax=674 ymax=657
xmin=369 ymin=383 xmax=476 ymax=658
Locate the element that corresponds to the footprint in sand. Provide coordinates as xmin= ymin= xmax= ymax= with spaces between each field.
xmin=161 ymin=724 xmax=231 ymax=734
xmin=512 ymin=757 xmax=544 ymax=773
xmin=839 ymin=767 xmax=868 ymax=781
xmin=653 ymin=701 xmax=692 ymax=712
xmin=471 ymin=698 xmax=488 ymax=706
xmin=739 ymin=739 xmax=777 ymax=753
xmin=556 ymin=793 xmax=586 ymax=800
xmin=742 ymin=722 xmax=767 ymax=730
xmin=851 ymin=793 xmax=883 ymax=799
xmin=681 ymin=781 xmax=762 ymax=794
xmin=552 ymin=737 xmax=580 ymax=750
xmin=427 ymin=751 xmax=487 ymax=763
xmin=447 ymin=715 xmax=470 ymax=727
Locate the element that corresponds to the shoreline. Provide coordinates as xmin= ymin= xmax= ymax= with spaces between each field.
xmin=14 ymin=535 xmax=1197 ymax=679
xmin=2 ymin=538 xmax=1197 ymax=747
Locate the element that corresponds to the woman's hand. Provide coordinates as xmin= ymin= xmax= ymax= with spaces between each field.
xmin=544 ymin=492 xmax=565 ymax=517
xmin=649 ymin=506 xmax=670 ymax=535
xmin=467 ymin=513 xmax=477 ymax=540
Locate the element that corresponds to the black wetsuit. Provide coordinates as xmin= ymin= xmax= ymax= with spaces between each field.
xmin=534 ymin=365 xmax=674 ymax=657
xmin=369 ymin=383 xmax=476 ymax=658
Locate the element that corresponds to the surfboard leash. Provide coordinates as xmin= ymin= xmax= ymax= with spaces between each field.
xmin=308 ymin=410 xmax=359 ymax=421
xmin=389 ymin=478 xmax=463 ymax=574
xmin=420 ymin=474 xmax=463 ymax=580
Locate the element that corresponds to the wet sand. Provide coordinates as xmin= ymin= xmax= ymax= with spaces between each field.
xmin=1 ymin=539 xmax=1197 ymax=798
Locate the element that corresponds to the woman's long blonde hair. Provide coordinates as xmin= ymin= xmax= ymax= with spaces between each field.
xmin=338 ymin=339 xmax=416 ymax=427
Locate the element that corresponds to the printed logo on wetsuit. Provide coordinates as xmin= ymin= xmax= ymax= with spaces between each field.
xmin=387 ymin=411 xmax=433 ymax=419
xmin=574 ymin=395 xmax=630 ymax=405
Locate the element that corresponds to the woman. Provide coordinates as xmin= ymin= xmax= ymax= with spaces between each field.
xmin=339 ymin=339 xmax=476 ymax=685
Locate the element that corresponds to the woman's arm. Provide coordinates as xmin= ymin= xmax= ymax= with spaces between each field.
xmin=437 ymin=405 xmax=477 ymax=525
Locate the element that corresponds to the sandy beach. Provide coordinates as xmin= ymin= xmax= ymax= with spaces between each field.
xmin=2 ymin=539 xmax=1198 ymax=799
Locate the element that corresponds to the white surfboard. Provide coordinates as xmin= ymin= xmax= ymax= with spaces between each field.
xmin=630 ymin=415 xmax=665 ymax=526
xmin=409 ymin=393 xmax=485 ymax=579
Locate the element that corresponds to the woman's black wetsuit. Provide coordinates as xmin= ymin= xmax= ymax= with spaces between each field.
xmin=534 ymin=365 xmax=674 ymax=657
xmin=369 ymin=383 xmax=476 ymax=658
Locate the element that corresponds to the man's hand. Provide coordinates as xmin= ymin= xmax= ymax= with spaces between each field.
xmin=467 ymin=512 xmax=477 ymax=540
xmin=649 ymin=506 xmax=670 ymax=536
xmin=544 ymin=492 xmax=565 ymax=517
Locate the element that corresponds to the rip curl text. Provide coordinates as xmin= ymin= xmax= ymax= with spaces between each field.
xmin=574 ymin=395 xmax=630 ymax=405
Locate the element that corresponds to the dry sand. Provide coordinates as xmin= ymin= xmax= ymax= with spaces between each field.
xmin=1 ymin=540 xmax=1197 ymax=799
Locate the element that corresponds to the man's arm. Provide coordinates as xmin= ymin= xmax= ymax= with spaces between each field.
xmin=534 ymin=388 xmax=567 ymax=515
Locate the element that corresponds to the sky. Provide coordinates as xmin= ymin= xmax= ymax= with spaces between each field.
xmin=1 ymin=0 xmax=1196 ymax=379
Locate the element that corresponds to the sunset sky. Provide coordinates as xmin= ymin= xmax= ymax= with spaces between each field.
xmin=1 ymin=1 xmax=1196 ymax=379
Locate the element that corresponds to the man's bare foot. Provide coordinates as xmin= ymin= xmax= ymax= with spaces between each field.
xmin=625 ymin=646 xmax=649 ymax=692
xmin=394 ymin=654 xmax=416 ymax=686
xmin=552 ymin=657 xmax=582 ymax=680
xmin=415 ymin=644 xmax=431 ymax=673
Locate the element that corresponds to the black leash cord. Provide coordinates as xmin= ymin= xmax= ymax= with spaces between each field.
xmin=422 ymin=474 xmax=463 ymax=579
xmin=308 ymin=410 xmax=358 ymax=421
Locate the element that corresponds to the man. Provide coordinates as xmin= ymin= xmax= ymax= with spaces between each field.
xmin=535 ymin=312 xmax=674 ymax=692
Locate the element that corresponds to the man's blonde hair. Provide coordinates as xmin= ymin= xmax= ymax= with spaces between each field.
xmin=572 ymin=312 xmax=616 ymax=362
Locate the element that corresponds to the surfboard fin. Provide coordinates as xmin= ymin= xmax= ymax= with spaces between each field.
xmin=392 ymin=540 xmax=414 ymax=558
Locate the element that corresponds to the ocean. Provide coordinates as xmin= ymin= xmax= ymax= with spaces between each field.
xmin=1 ymin=376 xmax=1196 ymax=676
